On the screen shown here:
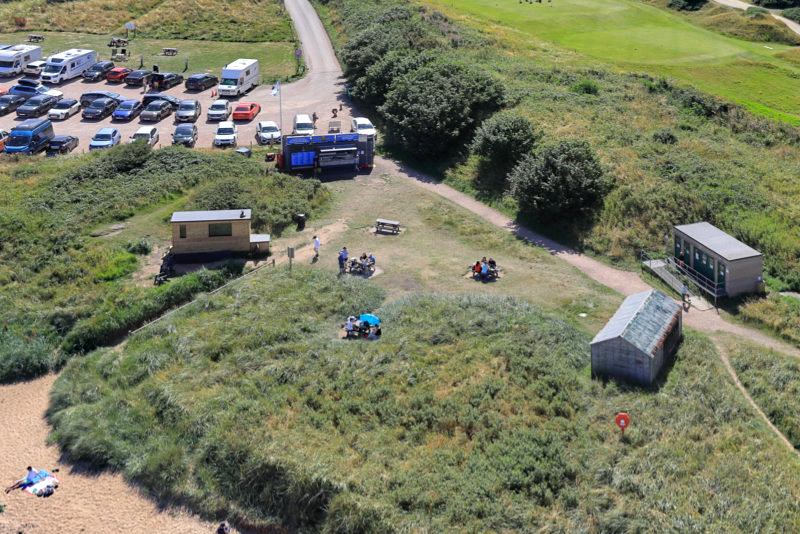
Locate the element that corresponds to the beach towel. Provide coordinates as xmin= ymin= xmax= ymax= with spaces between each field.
xmin=22 ymin=469 xmax=59 ymax=496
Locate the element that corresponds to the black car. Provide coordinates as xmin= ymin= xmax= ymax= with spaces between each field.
xmin=125 ymin=69 xmax=152 ymax=86
xmin=83 ymin=61 xmax=114 ymax=82
xmin=16 ymin=94 xmax=58 ymax=118
xmin=46 ymin=135 xmax=79 ymax=156
xmin=172 ymin=123 xmax=198 ymax=147
xmin=141 ymin=93 xmax=181 ymax=110
xmin=151 ymin=72 xmax=184 ymax=90
xmin=80 ymin=90 xmax=124 ymax=108
xmin=185 ymin=73 xmax=218 ymax=91
xmin=0 ymin=94 xmax=27 ymax=115
xmin=82 ymin=98 xmax=119 ymax=120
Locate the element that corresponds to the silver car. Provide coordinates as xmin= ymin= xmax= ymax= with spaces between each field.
xmin=207 ymin=99 xmax=231 ymax=121
xmin=175 ymin=99 xmax=201 ymax=122
xmin=140 ymin=100 xmax=172 ymax=122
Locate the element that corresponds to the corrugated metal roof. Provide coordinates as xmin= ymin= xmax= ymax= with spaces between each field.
xmin=171 ymin=209 xmax=251 ymax=223
xmin=591 ymin=290 xmax=681 ymax=357
xmin=674 ymin=222 xmax=760 ymax=261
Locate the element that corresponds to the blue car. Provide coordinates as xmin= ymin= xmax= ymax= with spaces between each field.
xmin=89 ymin=127 xmax=121 ymax=151
xmin=112 ymin=99 xmax=143 ymax=121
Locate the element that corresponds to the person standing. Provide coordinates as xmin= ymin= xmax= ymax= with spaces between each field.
xmin=681 ymin=284 xmax=688 ymax=303
xmin=313 ymin=235 xmax=320 ymax=258
xmin=338 ymin=247 xmax=348 ymax=274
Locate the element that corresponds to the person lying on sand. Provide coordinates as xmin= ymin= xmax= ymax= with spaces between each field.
xmin=5 ymin=466 xmax=37 ymax=493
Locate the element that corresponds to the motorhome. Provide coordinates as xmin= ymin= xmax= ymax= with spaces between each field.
xmin=218 ymin=59 xmax=259 ymax=97
xmin=41 ymin=49 xmax=96 ymax=84
xmin=0 ymin=45 xmax=42 ymax=76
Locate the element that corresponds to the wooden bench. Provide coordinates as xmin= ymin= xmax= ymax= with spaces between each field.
xmin=376 ymin=218 xmax=400 ymax=234
xmin=162 ymin=47 xmax=178 ymax=56
xmin=328 ymin=120 xmax=341 ymax=133
xmin=27 ymin=34 xmax=44 ymax=43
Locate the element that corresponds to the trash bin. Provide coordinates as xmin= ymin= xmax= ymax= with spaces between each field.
xmin=235 ymin=147 xmax=252 ymax=158
xmin=295 ymin=213 xmax=306 ymax=231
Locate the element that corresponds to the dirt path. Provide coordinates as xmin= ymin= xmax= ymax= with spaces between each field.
xmin=711 ymin=0 xmax=800 ymax=36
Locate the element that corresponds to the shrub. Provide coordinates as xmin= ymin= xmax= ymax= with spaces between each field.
xmin=754 ymin=0 xmax=800 ymax=7
xmin=569 ymin=79 xmax=599 ymax=95
xmin=355 ymin=49 xmax=437 ymax=107
xmin=746 ymin=6 xmax=771 ymax=14
xmin=652 ymin=128 xmax=678 ymax=145
xmin=508 ymin=139 xmax=606 ymax=221
xmin=667 ymin=0 xmax=708 ymax=9
xmin=126 ymin=237 xmax=153 ymax=256
xmin=783 ymin=7 xmax=800 ymax=22
xmin=470 ymin=112 xmax=542 ymax=166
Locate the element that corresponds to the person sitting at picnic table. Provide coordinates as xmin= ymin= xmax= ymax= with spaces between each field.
xmin=5 ymin=466 xmax=37 ymax=493
xmin=367 ymin=325 xmax=382 ymax=339
xmin=480 ymin=261 xmax=489 ymax=280
xmin=473 ymin=261 xmax=482 ymax=275
xmin=488 ymin=258 xmax=496 ymax=269
xmin=368 ymin=252 xmax=375 ymax=265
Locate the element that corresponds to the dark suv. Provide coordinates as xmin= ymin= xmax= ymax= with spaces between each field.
xmin=151 ymin=72 xmax=184 ymax=90
xmin=82 ymin=98 xmax=119 ymax=120
xmin=83 ymin=61 xmax=114 ymax=82
xmin=125 ymin=70 xmax=152 ymax=86
xmin=185 ymin=73 xmax=218 ymax=91
xmin=80 ymin=91 xmax=123 ymax=108
xmin=141 ymin=93 xmax=181 ymax=110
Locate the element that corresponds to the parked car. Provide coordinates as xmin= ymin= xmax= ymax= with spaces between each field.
xmin=232 ymin=102 xmax=260 ymax=121
xmin=140 ymin=99 xmax=172 ymax=122
xmin=48 ymin=98 xmax=80 ymax=120
xmin=151 ymin=72 xmax=183 ymax=90
xmin=172 ymin=123 xmax=198 ymax=147
xmin=351 ymin=117 xmax=377 ymax=137
xmin=46 ymin=134 xmax=79 ymax=155
xmin=16 ymin=94 xmax=58 ymax=118
xmin=207 ymin=99 xmax=231 ymax=121
xmin=83 ymin=61 xmax=114 ymax=81
xmin=125 ymin=69 xmax=152 ymax=86
xmin=10 ymin=78 xmax=62 ymax=99
xmin=255 ymin=120 xmax=281 ymax=145
xmin=81 ymin=97 xmax=118 ymax=120
xmin=0 ymin=130 xmax=8 ymax=151
xmin=175 ymin=99 xmax=201 ymax=122
xmin=112 ymin=99 xmax=142 ymax=121
xmin=79 ymin=90 xmax=123 ymax=108
xmin=0 ymin=87 xmax=7 ymax=96
xmin=129 ymin=126 xmax=159 ymax=146
xmin=89 ymin=127 xmax=121 ymax=150
xmin=107 ymin=67 xmax=133 ymax=83
xmin=141 ymin=93 xmax=180 ymax=110
xmin=0 ymin=94 xmax=26 ymax=115
xmin=185 ymin=73 xmax=218 ymax=91
xmin=213 ymin=121 xmax=237 ymax=147
xmin=23 ymin=60 xmax=47 ymax=77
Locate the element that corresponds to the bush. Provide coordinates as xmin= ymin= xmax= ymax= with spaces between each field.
xmin=471 ymin=112 xmax=541 ymax=165
xmin=746 ymin=6 xmax=771 ymax=14
xmin=783 ymin=7 xmax=800 ymax=21
xmin=126 ymin=237 xmax=153 ymax=256
xmin=667 ymin=0 xmax=708 ymax=9
xmin=509 ymin=139 xmax=605 ymax=221
xmin=754 ymin=0 xmax=800 ymax=7
xmin=569 ymin=79 xmax=599 ymax=95
xmin=380 ymin=60 xmax=506 ymax=156
xmin=355 ymin=49 xmax=437 ymax=107
xmin=652 ymin=128 xmax=678 ymax=145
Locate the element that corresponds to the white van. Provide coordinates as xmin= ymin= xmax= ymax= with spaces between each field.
xmin=41 ymin=49 xmax=97 ymax=84
xmin=293 ymin=114 xmax=314 ymax=135
xmin=0 ymin=45 xmax=42 ymax=76
xmin=218 ymin=58 xmax=259 ymax=97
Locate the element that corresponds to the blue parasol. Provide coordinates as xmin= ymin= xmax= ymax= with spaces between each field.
xmin=359 ymin=314 xmax=380 ymax=326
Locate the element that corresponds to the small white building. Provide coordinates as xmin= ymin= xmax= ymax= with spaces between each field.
xmin=591 ymin=290 xmax=682 ymax=385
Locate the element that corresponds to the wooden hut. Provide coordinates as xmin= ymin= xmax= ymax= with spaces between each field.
xmin=591 ymin=289 xmax=682 ymax=385
xmin=170 ymin=209 xmax=269 ymax=262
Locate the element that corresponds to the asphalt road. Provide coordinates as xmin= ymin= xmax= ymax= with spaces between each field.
xmin=0 ymin=0 xmax=351 ymax=153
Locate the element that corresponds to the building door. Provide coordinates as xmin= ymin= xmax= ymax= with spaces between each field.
xmin=684 ymin=240 xmax=691 ymax=268
xmin=718 ymin=262 xmax=726 ymax=292
xmin=674 ymin=235 xmax=681 ymax=259
xmin=707 ymin=257 xmax=715 ymax=284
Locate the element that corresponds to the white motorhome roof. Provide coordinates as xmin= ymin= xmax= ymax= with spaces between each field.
xmin=47 ymin=49 xmax=93 ymax=62
xmin=0 ymin=44 xmax=40 ymax=57
xmin=222 ymin=58 xmax=258 ymax=71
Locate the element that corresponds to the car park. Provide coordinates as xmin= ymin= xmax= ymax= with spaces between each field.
xmin=141 ymin=93 xmax=180 ymax=110
xmin=82 ymin=97 xmax=118 ymax=120
xmin=172 ymin=123 xmax=198 ymax=147
xmin=23 ymin=60 xmax=46 ymax=77
xmin=151 ymin=72 xmax=183 ymax=90
xmin=175 ymin=99 xmax=201 ymax=122
xmin=16 ymin=94 xmax=58 ymax=118
xmin=351 ymin=117 xmax=377 ymax=137
xmin=79 ymin=90 xmax=123 ymax=108
xmin=45 ymin=135 xmax=78 ymax=155
xmin=112 ymin=99 xmax=142 ymax=121
xmin=0 ymin=94 xmax=26 ymax=115
xmin=125 ymin=69 xmax=152 ymax=86
xmin=89 ymin=127 xmax=120 ymax=150
xmin=48 ymin=98 xmax=80 ymax=120
xmin=232 ymin=102 xmax=260 ymax=121
xmin=107 ymin=67 xmax=133 ymax=83
xmin=0 ymin=130 xmax=8 ymax=151
xmin=207 ymin=99 xmax=231 ymax=121
xmin=255 ymin=120 xmax=281 ymax=145
xmin=213 ymin=121 xmax=237 ymax=147
xmin=140 ymin=99 xmax=172 ymax=122
xmin=185 ymin=73 xmax=218 ymax=91
xmin=83 ymin=61 xmax=114 ymax=81
xmin=129 ymin=126 xmax=159 ymax=146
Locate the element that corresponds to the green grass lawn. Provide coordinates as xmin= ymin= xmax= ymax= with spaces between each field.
xmin=0 ymin=31 xmax=296 ymax=82
xmin=424 ymin=0 xmax=800 ymax=122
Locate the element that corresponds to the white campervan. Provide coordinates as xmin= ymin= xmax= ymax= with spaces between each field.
xmin=218 ymin=58 xmax=259 ymax=97
xmin=40 ymin=49 xmax=96 ymax=84
xmin=0 ymin=45 xmax=42 ymax=76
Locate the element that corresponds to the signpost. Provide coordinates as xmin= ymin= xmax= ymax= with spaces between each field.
xmin=615 ymin=412 xmax=630 ymax=437
xmin=287 ymin=246 xmax=294 ymax=273
xmin=125 ymin=22 xmax=135 ymax=39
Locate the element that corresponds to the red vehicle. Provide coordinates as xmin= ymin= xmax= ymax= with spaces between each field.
xmin=107 ymin=67 xmax=134 ymax=83
xmin=0 ymin=87 xmax=7 ymax=96
xmin=232 ymin=102 xmax=260 ymax=121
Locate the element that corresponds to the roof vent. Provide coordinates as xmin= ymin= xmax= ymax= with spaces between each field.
xmin=240 ymin=210 xmax=245 ymax=218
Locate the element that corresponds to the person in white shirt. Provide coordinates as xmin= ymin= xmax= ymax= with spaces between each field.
xmin=313 ymin=236 xmax=320 ymax=258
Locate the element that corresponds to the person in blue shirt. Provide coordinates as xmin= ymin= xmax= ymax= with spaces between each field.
xmin=480 ymin=261 xmax=489 ymax=280
xmin=5 ymin=466 xmax=37 ymax=493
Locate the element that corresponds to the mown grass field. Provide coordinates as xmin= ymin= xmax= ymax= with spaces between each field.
xmin=0 ymin=0 xmax=293 ymax=42
xmin=424 ymin=0 xmax=800 ymax=123
xmin=0 ymin=31 xmax=296 ymax=82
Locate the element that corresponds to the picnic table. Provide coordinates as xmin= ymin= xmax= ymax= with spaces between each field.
xmin=347 ymin=258 xmax=375 ymax=275
xmin=162 ymin=47 xmax=178 ymax=56
xmin=328 ymin=120 xmax=341 ymax=133
xmin=27 ymin=34 xmax=44 ymax=43
xmin=376 ymin=218 xmax=400 ymax=234
xmin=108 ymin=37 xmax=129 ymax=47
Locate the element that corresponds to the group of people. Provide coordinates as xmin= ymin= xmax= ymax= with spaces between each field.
xmin=344 ymin=316 xmax=382 ymax=339
xmin=472 ymin=257 xmax=498 ymax=280
xmin=338 ymin=247 xmax=376 ymax=274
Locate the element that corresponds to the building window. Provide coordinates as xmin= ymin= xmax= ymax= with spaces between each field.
xmin=179 ymin=225 xmax=186 ymax=238
xmin=208 ymin=223 xmax=232 ymax=237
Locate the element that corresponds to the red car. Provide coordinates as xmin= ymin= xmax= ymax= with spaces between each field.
xmin=232 ymin=102 xmax=260 ymax=121
xmin=107 ymin=67 xmax=134 ymax=83
xmin=0 ymin=87 xmax=7 ymax=96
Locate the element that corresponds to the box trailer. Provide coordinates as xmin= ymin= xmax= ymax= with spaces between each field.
xmin=218 ymin=58 xmax=259 ymax=97
xmin=0 ymin=45 xmax=42 ymax=76
xmin=41 ymin=49 xmax=96 ymax=84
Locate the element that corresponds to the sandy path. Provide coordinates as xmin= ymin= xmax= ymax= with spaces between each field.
xmin=711 ymin=0 xmax=800 ymax=36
